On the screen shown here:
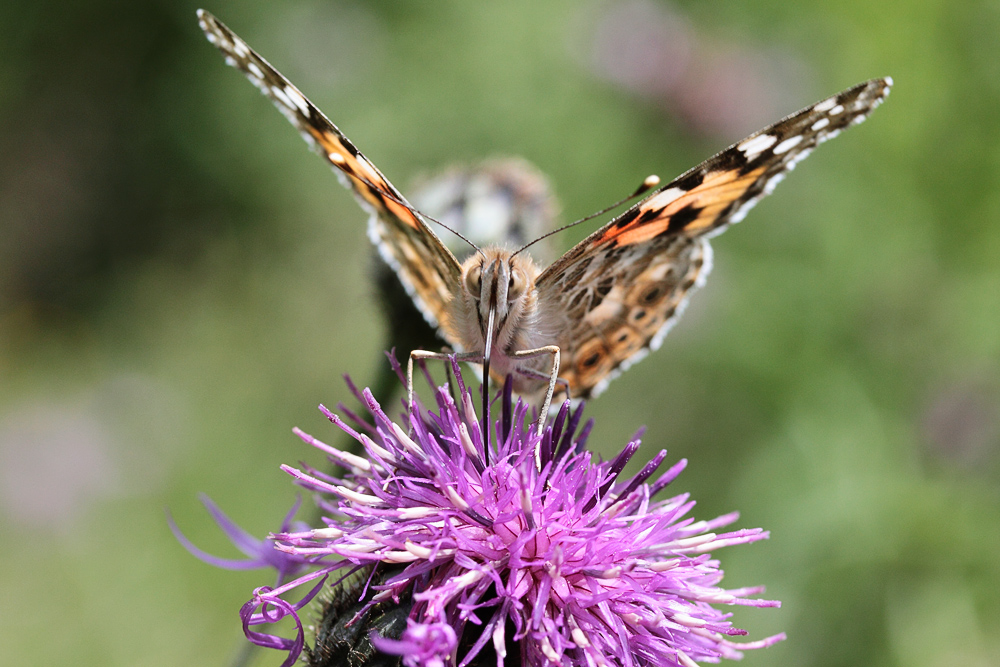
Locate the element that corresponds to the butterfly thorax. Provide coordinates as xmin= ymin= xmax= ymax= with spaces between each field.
xmin=446 ymin=248 xmax=551 ymax=392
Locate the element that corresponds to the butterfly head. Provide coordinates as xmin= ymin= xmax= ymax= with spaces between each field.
xmin=458 ymin=248 xmax=538 ymax=354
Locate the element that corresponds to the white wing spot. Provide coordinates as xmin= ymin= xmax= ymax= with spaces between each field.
xmin=247 ymin=62 xmax=264 ymax=81
xmin=232 ymin=38 xmax=251 ymax=58
xmin=271 ymin=85 xmax=294 ymax=112
xmin=761 ymin=171 xmax=787 ymax=196
xmin=772 ymin=135 xmax=804 ymax=155
xmin=813 ymin=98 xmax=836 ymax=112
xmin=829 ymin=104 xmax=845 ymax=116
xmin=284 ymin=86 xmax=311 ymax=116
xmin=644 ymin=187 xmax=686 ymax=209
xmin=738 ymin=134 xmax=778 ymax=160
xmin=811 ymin=117 xmax=830 ymax=131
xmin=784 ymin=146 xmax=814 ymax=171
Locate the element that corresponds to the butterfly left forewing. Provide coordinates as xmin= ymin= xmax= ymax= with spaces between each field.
xmin=197 ymin=10 xmax=461 ymax=332
xmin=536 ymin=77 xmax=892 ymax=399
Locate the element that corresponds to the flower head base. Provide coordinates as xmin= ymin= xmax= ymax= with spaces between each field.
xmin=241 ymin=358 xmax=784 ymax=667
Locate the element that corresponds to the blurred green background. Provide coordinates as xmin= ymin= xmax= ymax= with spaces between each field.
xmin=1 ymin=0 xmax=998 ymax=665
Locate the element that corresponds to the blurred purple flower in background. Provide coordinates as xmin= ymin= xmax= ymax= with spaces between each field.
xmin=183 ymin=359 xmax=784 ymax=667
xmin=922 ymin=379 xmax=1000 ymax=466
xmin=585 ymin=0 xmax=809 ymax=139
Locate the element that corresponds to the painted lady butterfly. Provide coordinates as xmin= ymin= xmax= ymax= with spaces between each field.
xmin=198 ymin=10 xmax=891 ymax=421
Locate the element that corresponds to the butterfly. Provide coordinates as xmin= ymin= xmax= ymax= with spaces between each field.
xmin=198 ymin=10 xmax=891 ymax=422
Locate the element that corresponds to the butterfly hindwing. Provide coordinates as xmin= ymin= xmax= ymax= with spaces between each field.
xmin=537 ymin=77 xmax=892 ymax=399
xmin=539 ymin=234 xmax=710 ymax=399
xmin=197 ymin=10 xmax=461 ymax=330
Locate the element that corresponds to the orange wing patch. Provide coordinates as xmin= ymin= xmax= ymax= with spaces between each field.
xmin=599 ymin=166 xmax=766 ymax=247
xmin=317 ymin=132 xmax=423 ymax=230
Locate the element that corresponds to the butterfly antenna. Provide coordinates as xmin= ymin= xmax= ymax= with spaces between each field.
xmin=329 ymin=156 xmax=482 ymax=254
xmin=512 ymin=174 xmax=660 ymax=257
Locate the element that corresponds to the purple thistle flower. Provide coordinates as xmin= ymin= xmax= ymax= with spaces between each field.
xmin=168 ymin=494 xmax=311 ymax=586
xmin=377 ymin=620 xmax=458 ymax=667
xmin=220 ymin=359 xmax=784 ymax=667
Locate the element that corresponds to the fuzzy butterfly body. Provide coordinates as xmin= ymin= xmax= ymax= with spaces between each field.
xmin=198 ymin=10 xmax=891 ymax=402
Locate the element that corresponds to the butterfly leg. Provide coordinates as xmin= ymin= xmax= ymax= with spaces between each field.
xmin=510 ymin=345 xmax=561 ymax=437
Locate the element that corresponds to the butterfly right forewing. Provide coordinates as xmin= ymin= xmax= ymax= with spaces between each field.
xmin=198 ymin=10 xmax=462 ymax=331
xmin=536 ymin=78 xmax=892 ymax=399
